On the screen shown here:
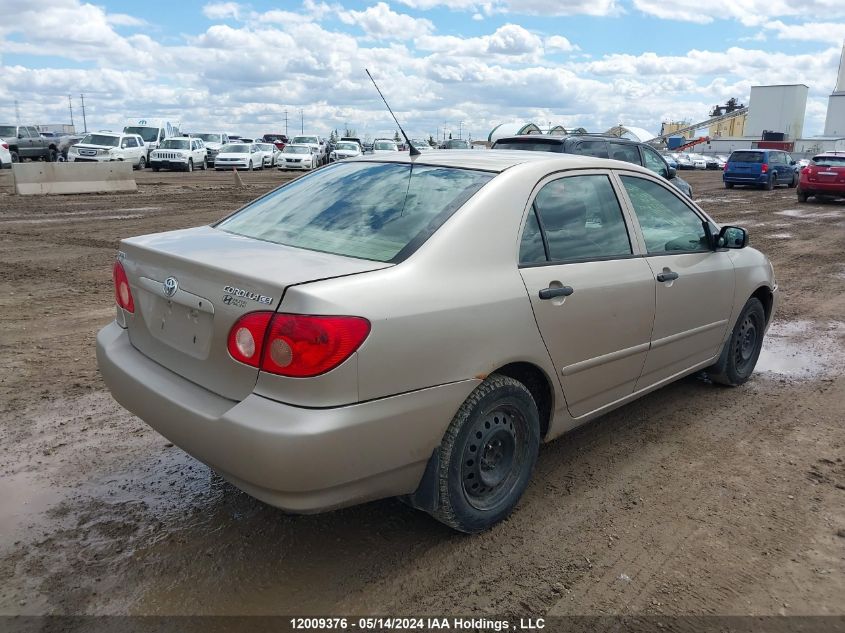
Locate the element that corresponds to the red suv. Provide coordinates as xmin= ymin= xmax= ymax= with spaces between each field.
xmin=798 ymin=152 xmax=845 ymax=202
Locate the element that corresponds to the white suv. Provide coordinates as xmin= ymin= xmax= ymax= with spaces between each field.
xmin=67 ymin=132 xmax=147 ymax=168
xmin=150 ymin=137 xmax=208 ymax=172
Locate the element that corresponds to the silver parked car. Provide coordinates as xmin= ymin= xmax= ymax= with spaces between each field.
xmin=97 ymin=151 xmax=778 ymax=533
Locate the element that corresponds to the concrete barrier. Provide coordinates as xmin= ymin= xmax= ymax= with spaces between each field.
xmin=12 ymin=162 xmax=137 ymax=195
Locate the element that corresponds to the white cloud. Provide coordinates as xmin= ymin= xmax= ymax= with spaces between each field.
xmin=545 ymin=35 xmax=579 ymax=53
xmin=762 ymin=20 xmax=845 ymax=44
xmin=396 ymin=0 xmax=620 ymax=16
xmin=632 ymin=0 xmax=845 ymax=24
xmin=202 ymin=2 xmax=244 ymax=20
xmin=416 ymin=24 xmax=544 ymax=61
xmin=339 ymin=2 xmax=434 ymax=40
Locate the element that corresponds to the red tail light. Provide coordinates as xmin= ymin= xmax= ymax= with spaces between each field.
xmin=113 ymin=261 xmax=135 ymax=313
xmin=1 ymin=142 xmax=8 ymax=150
xmin=723 ymin=162 xmax=728 ymax=171
xmin=761 ymin=163 xmax=768 ymax=174
xmin=227 ymin=312 xmax=370 ymax=377
xmin=227 ymin=312 xmax=273 ymax=366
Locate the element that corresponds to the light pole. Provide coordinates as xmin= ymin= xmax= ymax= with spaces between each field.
xmin=459 ymin=121 xmax=463 ymax=139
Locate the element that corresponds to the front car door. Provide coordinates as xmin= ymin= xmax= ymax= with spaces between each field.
xmin=616 ymin=173 xmax=735 ymax=389
xmin=518 ymin=171 xmax=656 ymax=418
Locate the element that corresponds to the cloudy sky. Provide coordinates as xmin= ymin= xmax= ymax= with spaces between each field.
xmin=1 ymin=0 xmax=844 ymax=141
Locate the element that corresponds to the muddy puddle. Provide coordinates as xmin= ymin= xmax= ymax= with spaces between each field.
xmin=757 ymin=320 xmax=845 ymax=380
xmin=774 ymin=209 xmax=842 ymax=219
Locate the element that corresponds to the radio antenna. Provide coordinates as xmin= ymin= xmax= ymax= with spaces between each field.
xmin=366 ymin=69 xmax=420 ymax=157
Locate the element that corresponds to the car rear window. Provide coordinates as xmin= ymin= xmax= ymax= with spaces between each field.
xmin=216 ymin=162 xmax=495 ymax=263
xmin=729 ymin=151 xmax=764 ymax=163
xmin=812 ymin=155 xmax=845 ymax=166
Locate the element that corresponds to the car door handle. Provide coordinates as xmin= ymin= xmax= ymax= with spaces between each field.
xmin=539 ymin=286 xmax=574 ymax=300
xmin=656 ymin=271 xmax=679 ymax=282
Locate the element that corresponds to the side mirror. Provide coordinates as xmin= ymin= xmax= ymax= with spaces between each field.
xmin=718 ymin=225 xmax=748 ymax=249
xmin=790 ymin=160 xmax=796 ymax=166
xmin=667 ymin=166 xmax=677 ymax=179
xmin=18 ymin=133 xmax=24 ymax=139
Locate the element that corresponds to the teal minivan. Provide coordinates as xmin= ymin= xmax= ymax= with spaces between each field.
xmin=723 ymin=149 xmax=798 ymax=190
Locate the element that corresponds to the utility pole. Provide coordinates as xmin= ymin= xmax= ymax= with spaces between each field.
xmin=80 ymin=93 xmax=88 ymax=133
xmin=14 ymin=100 xmax=20 ymax=126
xmin=300 ymin=109 xmax=304 ymax=134
xmin=284 ymin=110 xmax=288 ymax=136
xmin=459 ymin=121 xmax=463 ymax=139
xmin=68 ymin=95 xmax=74 ymax=129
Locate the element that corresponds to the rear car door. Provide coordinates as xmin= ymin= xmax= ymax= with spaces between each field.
xmin=518 ymin=171 xmax=656 ymax=418
xmin=617 ymin=174 xmax=735 ymax=389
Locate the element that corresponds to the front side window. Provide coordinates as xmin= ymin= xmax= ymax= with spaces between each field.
xmin=217 ymin=162 xmax=494 ymax=263
xmin=620 ymin=176 xmax=709 ymax=254
xmin=641 ymin=146 xmax=669 ymax=179
xmin=523 ymin=174 xmax=632 ymax=264
xmin=122 ymin=137 xmax=137 ymax=148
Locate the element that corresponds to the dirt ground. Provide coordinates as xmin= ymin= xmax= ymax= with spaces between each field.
xmin=0 ymin=166 xmax=843 ymax=618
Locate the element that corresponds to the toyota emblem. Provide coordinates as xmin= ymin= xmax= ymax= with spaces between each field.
xmin=163 ymin=276 xmax=179 ymax=298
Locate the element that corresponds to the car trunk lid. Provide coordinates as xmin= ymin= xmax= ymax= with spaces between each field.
xmin=119 ymin=226 xmax=391 ymax=401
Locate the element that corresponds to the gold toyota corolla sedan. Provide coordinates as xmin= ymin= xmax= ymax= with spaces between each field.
xmin=97 ymin=150 xmax=778 ymax=533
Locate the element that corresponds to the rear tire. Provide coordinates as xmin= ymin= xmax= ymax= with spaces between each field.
xmin=430 ymin=374 xmax=540 ymax=533
xmin=797 ymin=188 xmax=810 ymax=203
xmin=706 ymin=298 xmax=766 ymax=387
xmin=764 ymin=175 xmax=775 ymax=191
xmin=152 ymin=165 xmax=160 ymax=172
xmin=10 ymin=150 xmax=19 ymax=163
xmin=725 ymin=182 xmax=734 ymax=189
xmin=47 ymin=149 xmax=58 ymax=162
xmin=201 ymin=158 xmax=207 ymax=170
xmin=136 ymin=156 xmax=146 ymax=171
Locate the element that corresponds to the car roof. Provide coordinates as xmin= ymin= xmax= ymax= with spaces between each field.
xmin=351 ymin=149 xmax=656 ymax=174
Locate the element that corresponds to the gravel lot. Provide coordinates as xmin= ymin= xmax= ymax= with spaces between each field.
xmin=0 ymin=167 xmax=843 ymax=617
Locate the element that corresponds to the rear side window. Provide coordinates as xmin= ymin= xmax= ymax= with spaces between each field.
xmin=217 ymin=162 xmax=494 ymax=263
xmin=609 ymin=143 xmax=641 ymax=165
xmin=492 ymin=139 xmax=563 ymax=152
xmin=524 ymin=174 xmax=632 ymax=264
xmin=575 ymin=140 xmax=609 ymax=158
xmin=729 ymin=151 xmax=763 ymax=163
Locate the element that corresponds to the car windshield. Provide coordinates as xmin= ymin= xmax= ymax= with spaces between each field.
xmin=0 ymin=126 xmax=17 ymax=137
xmin=195 ymin=134 xmax=222 ymax=143
xmin=217 ymin=162 xmax=494 ymax=262
xmin=257 ymin=144 xmax=274 ymax=151
xmin=123 ymin=126 xmax=160 ymax=142
xmin=160 ymin=139 xmax=189 ymax=149
xmin=284 ymin=146 xmax=310 ymax=154
xmin=336 ymin=142 xmax=358 ymax=151
xmin=292 ymin=136 xmax=318 ymax=144
xmin=81 ymin=134 xmax=119 ymax=147
xmin=445 ymin=140 xmax=470 ymax=149
xmin=374 ymin=141 xmax=397 ymax=150
xmin=812 ymin=155 xmax=845 ymax=166
xmin=730 ymin=151 xmax=764 ymax=163
xmin=410 ymin=140 xmax=430 ymax=149
xmin=221 ymin=144 xmax=251 ymax=153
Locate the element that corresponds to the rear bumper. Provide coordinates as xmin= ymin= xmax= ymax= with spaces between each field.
xmin=96 ymin=322 xmax=476 ymax=513
xmin=724 ymin=172 xmax=766 ymax=184
xmin=799 ymin=180 xmax=845 ymax=195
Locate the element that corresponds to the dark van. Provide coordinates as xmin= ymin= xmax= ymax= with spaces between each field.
xmin=723 ymin=149 xmax=797 ymax=190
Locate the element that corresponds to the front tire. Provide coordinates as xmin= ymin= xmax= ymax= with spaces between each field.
xmin=430 ymin=374 xmax=540 ymax=533
xmin=788 ymin=173 xmax=798 ymax=188
xmin=706 ymin=298 xmax=766 ymax=387
xmin=186 ymin=158 xmax=193 ymax=172
xmin=247 ymin=160 xmax=253 ymax=171
xmin=725 ymin=182 xmax=734 ymax=189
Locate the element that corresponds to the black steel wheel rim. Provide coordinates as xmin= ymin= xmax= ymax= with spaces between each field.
xmin=461 ymin=404 xmax=527 ymax=511
xmin=734 ymin=313 xmax=759 ymax=372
